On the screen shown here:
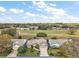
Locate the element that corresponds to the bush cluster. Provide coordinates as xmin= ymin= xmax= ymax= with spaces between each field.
xmin=36 ymin=32 xmax=47 ymax=37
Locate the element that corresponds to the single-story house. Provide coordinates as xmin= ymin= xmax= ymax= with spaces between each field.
xmin=16 ymin=28 xmax=30 ymax=30
xmin=29 ymin=26 xmax=38 ymax=30
xmin=11 ymin=39 xmax=26 ymax=46
xmin=48 ymin=39 xmax=68 ymax=48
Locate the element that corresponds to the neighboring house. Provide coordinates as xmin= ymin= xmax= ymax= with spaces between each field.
xmin=52 ymin=27 xmax=62 ymax=30
xmin=48 ymin=39 xmax=68 ymax=48
xmin=26 ymin=39 xmax=38 ymax=48
xmin=16 ymin=28 xmax=30 ymax=30
xmin=11 ymin=39 xmax=26 ymax=46
xmin=29 ymin=26 xmax=38 ymax=30
xmin=52 ymin=26 xmax=76 ymax=30
xmin=16 ymin=26 xmax=38 ymax=30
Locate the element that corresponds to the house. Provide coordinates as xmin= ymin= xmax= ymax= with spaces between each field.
xmin=48 ymin=39 xmax=68 ymax=48
xmin=29 ymin=26 xmax=38 ymax=30
xmin=26 ymin=38 xmax=47 ymax=48
xmin=16 ymin=26 xmax=38 ymax=30
xmin=11 ymin=39 xmax=26 ymax=47
xmin=16 ymin=28 xmax=30 ymax=30
xmin=52 ymin=27 xmax=62 ymax=30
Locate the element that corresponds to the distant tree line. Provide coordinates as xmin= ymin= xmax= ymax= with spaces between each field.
xmin=0 ymin=23 xmax=79 ymax=30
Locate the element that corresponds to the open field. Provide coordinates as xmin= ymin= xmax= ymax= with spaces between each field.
xmin=1 ymin=29 xmax=79 ymax=39
xmin=17 ymin=30 xmax=79 ymax=39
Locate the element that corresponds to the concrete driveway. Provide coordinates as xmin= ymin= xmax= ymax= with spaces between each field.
xmin=7 ymin=39 xmax=26 ymax=57
xmin=40 ymin=46 xmax=49 ymax=56
xmin=7 ymin=45 xmax=19 ymax=57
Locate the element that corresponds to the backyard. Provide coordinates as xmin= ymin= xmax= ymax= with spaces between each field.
xmin=17 ymin=30 xmax=79 ymax=39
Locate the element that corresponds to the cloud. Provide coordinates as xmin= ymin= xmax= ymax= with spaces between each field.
xmin=28 ymin=6 xmax=34 ymax=9
xmin=33 ymin=1 xmax=70 ymax=21
xmin=22 ymin=2 xmax=26 ymax=5
xmin=0 ymin=6 xmax=6 ymax=13
xmin=43 ymin=16 xmax=48 ymax=19
xmin=25 ymin=12 xmax=36 ymax=17
xmin=1 ymin=13 xmax=5 ymax=15
xmin=0 ymin=16 xmax=15 ymax=23
xmin=50 ymin=3 xmax=56 ymax=7
xmin=9 ymin=8 xmax=24 ymax=14
xmin=34 ymin=1 xmax=79 ymax=23
xmin=0 ymin=1 xmax=79 ymax=23
xmin=33 ymin=1 xmax=67 ymax=17
xmin=45 ymin=7 xmax=67 ymax=17
xmin=33 ymin=1 xmax=47 ymax=8
xmin=36 ymin=8 xmax=41 ymax=11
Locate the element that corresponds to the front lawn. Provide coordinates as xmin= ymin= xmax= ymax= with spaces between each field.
xmin=48 ymin=48 xmax=65 ymax=58
xmin=17 ymin=45 xmax=40 ymax=57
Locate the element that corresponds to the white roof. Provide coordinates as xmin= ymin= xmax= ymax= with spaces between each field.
xmin=48 ymin=39 xmax=68 ymax=47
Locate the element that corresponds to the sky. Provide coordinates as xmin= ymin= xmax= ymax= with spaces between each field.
xmin=0 ymin=1 xmax=79 ymax=23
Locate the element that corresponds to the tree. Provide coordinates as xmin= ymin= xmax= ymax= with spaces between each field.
xmin=18 ymin=45 xmax=27 ymax=54
xmin=1 ymin=28 xmax=16 ymax=37
xmin=18 ymin=36 xmax=22 ymax=39
xmin=68 ymin=29 xmax=75 ymax=35
xmin=36 ymin=32 xmax=47 ymax=37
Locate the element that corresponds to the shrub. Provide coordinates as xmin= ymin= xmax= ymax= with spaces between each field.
xmin=49 ymin=53 xmax=54 ymax=56
xmin=36 ymin=32 xmax=47 ymax=37
xmin=0 ymin=34 xmax=13 ymax=56
xmin=17 ymin=45 xmax=40 ymax=56
xmin=68 ymin=29 xmax=75 ymax=35
xmin=18 ymin=45 xmax=27 ymax=54
xmin=51 ymin=36 xmax=57 ymax=39
xmin=1 ymin=28 xmax=16 ymax=37
xmin=18 ymin=36 xmax=22 ymax=39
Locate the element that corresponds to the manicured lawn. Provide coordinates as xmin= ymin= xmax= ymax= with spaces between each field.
xmin=18 ymin=30 xmax=67 ymax=34
xmin=17 ymin=46 xmax=40 ymax=57
xmin=17 ymin=30 xmax=79 ymax=39
xmin=0 ymin=53 xmax=9 ymax=57
xmin=48 ymin=48 xmax=65 ymax=57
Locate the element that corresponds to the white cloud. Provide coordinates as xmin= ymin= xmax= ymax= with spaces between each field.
xmin=0 ymin=6 xmax=6 ymax=12
xmin=33 ymin=1 xmax=67 ymax=17
xmin=9 ymin=8 xmax=24 ymax=14
xmin=28 ymin=6 xmax=34 ymax=8
xmin=36 ymin=8 xmax=41 ymax=11
xmin=22 ymin=2 xmax=26 ymax=5
xmin=34 ymin=1 xmax=79 ymax=23
xmin=0 ymin=1 xmax=79 ymax=23
xmin=45 ymin=5 xmax=67 ymax=17
xmin=50 ymin=3 xmax=56 ymax=7
xmin=32 ymin=1 xmax=73 ymax=23
xmin=1 ymin=13 xmax=5 ymax=15
xmin=43 ymin=16 xmax=48 ymax=18
xmin=33 ymin=1 xmax=47 ymax=8
xmin=0 ymin=16 xmax=15 ymax=23
xmin=25 ymin=12 xmax=36 ymax=17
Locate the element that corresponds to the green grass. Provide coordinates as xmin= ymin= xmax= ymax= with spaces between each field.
xmin=18 ymin=30 xmax=67 ymax=34
xmin=17 ymin=30 xmax=79 ymax=39
xmin=1 ymin=29 xmax=79 ymax=39
xmin=17 ymin=46 xmax=40 ymax=57
xmin=48 ymin=48 xmax=65 ymax=57
xmin=0 ymin=53 xmax=9 ymax=57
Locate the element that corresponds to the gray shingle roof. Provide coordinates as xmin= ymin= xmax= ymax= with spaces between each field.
xmin=48 ymin=39 xmax=68 ymax=48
